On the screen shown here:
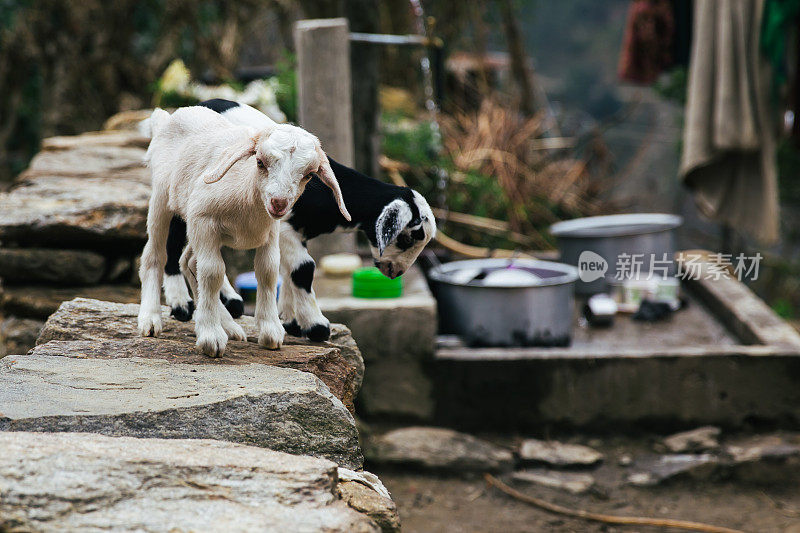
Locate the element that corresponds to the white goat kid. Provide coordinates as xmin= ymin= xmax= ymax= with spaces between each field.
xmin=138 ymin=106 xmax=350 ymax=357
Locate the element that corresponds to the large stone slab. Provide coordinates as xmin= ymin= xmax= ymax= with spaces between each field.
xmin=0 ymin=432 xmax=380 ymax=532
xmin=0 ymin=172 xmax=150 ymax=247
xmin=0 ymin=353 xmax=362 ymax=468
xmin=0 ymin=283 xmax=140 ymax=319
xmin=0 ymin=248 xmax=106 ymax=285
xmin=36 ymin=298 xmax=364 ymax=410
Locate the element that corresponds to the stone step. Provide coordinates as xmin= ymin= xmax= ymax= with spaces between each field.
xmin=0 ymin=247 xmax=106 ymax=285
xmin=434 ymin=343 xmax=800 ymax=432
xmin=0 ymin=297 xmax=366 ymax=468
xmin=0 ymin=283 xmax=140 ymax=319
xmin=0 ymin=431 xmax=383 ymax=532
xmin=36 ymin=297 xmax=364 ymax=411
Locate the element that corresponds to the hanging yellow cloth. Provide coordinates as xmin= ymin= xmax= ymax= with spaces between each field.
xmin=680 ymin=0 xmax=779 ymax=244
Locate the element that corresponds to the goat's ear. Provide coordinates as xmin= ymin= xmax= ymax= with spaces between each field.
xmin=316 ymin=147 xmax=351 ymax=221
xmin=202 ymin=133 xmax=259 ymax=184
xmin=375 ymin=199 xmax=413 ymax=256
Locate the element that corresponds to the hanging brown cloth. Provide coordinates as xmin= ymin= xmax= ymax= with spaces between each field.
xmin=618 ymin=0 xmax=675 ymax=84
xmin=680 ymin=0 xmax=780 ymax=244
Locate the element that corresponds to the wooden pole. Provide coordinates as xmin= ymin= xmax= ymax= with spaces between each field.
xmin=294 ymin=18 xmax=357 ymax=259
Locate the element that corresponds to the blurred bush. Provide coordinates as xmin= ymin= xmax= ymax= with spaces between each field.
xmin=382 ymin=97 xmax=611 ymax=250
xmin=0 ymin=0 xmax=276 ymax=184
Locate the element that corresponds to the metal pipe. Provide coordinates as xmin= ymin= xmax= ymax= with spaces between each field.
xmin=349 ymin=32 xmax=442 ymax=47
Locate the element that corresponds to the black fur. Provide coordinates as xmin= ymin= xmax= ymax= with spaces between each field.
xmin=200 ymin=98 xmax=240 ymax=114
xmin=171 ymin=300 xmax=194 ymax=322
xmin=283 ymin=319 xmax=302 ymax=337
xmin=290 ymin=261 xmax=315 ymax=293
xmin=220 ymin=294 xmax=245 ymax=319
xmin=165 ymin=217 xmax=187 ymax=275
xmin=304 ymin=323 xmax=330 ymax=342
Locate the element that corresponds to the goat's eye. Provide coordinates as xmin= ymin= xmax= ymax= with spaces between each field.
xmin=396 ymin=233 xmax=414 ymax=250
xmin=257 ymin=159 xmax=264 ymax=168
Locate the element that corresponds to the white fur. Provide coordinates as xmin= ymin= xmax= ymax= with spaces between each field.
xmin=138 ymin=106 xmax=348 ymax=357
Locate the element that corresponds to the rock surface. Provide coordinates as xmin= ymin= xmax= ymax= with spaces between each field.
xmin=0 ymin=316 xmax=43 ymax=356
xmin=36 ymin=297 xmax=363 ymax=410
xmin=0 ymin=352 xmax=363 ymax=468
xmin=661 ymin=426 xmax=721 ymax=453
xmin=365 ymin=427 xmax=514 ymax=472
xmin=339 ymin=481 xmax=401 ymax=532
xmin=0 ymin=248 xmax=106 ymax=285
xmin=518 ymin=439 xmax=604 ymax=468
xmin=0 ymin=167 xmax=150 ymax=246
xmin=1 ymin=284 xmax=140 ymax=319
xmin=627 ymin=454 xmax=718 ymax=486
xmin=725 ymin=435 xmax=800 ymax=484
xmin=512 ymin=469 xmax=596 ymax=494
xmin=0 ymin=432 xmax=379 ymax=532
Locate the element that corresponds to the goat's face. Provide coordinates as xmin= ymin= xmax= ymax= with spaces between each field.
xmin=255 ymin=125 xmax=349 ymax=220
xmin=371 ymin=191 xmax=437 ymax=279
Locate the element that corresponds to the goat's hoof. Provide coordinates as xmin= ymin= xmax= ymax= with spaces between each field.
xmin=170 ymin=300 xmax=195 ymax=322
xmin=283 ymin=320 xmax=302 ymax=337
xmin=220 ymin=294 xmax=245 ymax=319
xmin=196 ymin=325 xmax=228 ymax=357
xmin=304 ymin=323 xmax=331 ymax=342
xmin=137 ymin=313 xmax=162 ymax=337
xmin=223 ymin=320 xmax=247 ymax=341
xmin=258 ymin=320 xmax=285 ymax=350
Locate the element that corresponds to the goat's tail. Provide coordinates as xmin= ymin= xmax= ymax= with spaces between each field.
xmin=139 ymin=107 xmax=170 ymax=139
xmin=142 ymin=108 xmax=171 ymax=165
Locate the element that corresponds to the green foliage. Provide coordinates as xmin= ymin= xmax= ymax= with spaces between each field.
xmin=772 ymin=297 xmax=796 ymax=319
xmin=381 ymin=112 xmax=520 ymax=249
xmin=653 ymin=67 xmax=688 ymax=105
xmin=274 ymin=53 xmax=298 ymax=123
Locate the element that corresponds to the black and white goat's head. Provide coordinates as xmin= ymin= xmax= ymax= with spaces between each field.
xmin=372 ymin=190 xmax=436 ymax=279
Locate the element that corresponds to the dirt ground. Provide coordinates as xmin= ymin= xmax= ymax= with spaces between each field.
xmin=371 ymin=434 xmax=800 ymax=533
xmin=377 ymin=472 xmax=800 ymax=533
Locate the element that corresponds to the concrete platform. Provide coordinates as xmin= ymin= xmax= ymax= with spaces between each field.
xmin=435 ymin=269 xmax=800 ymax=432
xmin=315 ymin=263 xmax=437 ymax=421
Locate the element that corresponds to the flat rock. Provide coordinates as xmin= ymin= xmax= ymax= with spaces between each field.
xmin=661 ymin=426 xmax=721 ymax=453
xmin=1 ymin=284 xmax=140 ymax=319
xmin=0 ymin=316 xmax=44 ymax=356
xmin=512 ymin=469 xmax=595 ymax=495
xmin=0 ymin=432 xmax=380 ymax=532
xmin=365 ymin=426 xmax=513 ymax=472
xmin=725 ymin=435 xmax=800 ymax=485
xmin=0 ymin=352 xmax=362 ymax=468
xmin=518 ymin=439 xmax=603 ymax=468
xmin=0 ymin=248 xmax=106 ymax=285
xmin=0 ymin=172 xmax=150 ymax=247
xmin=627 ymin=454 xmax=718 ymax=486
xmin=339 ymin=481 xmax=401 ymax=532
xmin=36 ymin=298 xmax=363 ymax=410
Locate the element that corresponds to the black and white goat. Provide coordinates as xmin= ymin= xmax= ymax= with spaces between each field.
xmin=139 ymin=105 xmax=350 ymax=357
xmin=161 ymin=98 xmax=436 ymax=342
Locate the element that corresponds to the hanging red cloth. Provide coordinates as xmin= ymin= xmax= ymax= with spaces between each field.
xmin=618 ymin=0 xmax=675 ymax=84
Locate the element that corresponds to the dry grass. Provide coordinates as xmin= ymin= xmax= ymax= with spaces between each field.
xmin=439 ymin=98 xmax=609 ymax=245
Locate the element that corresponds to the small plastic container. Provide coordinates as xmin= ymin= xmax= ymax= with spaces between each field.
xmin=352 ymin=267 xmax=402 ymax=298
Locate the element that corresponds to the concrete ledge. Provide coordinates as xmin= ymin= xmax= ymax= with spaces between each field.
xmin=683 ymin=266 xmax=800 ymax=349
xmin=315 ymin=265 xmax=437 ymax=421
xmin=435 ymin=347 xmax=800 ymax=431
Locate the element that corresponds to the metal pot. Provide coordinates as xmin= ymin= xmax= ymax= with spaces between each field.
xmin=550 ymin=213 xmax=683 ymax=295
xmin=428 ymin=258 xmax=578 ymax=347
